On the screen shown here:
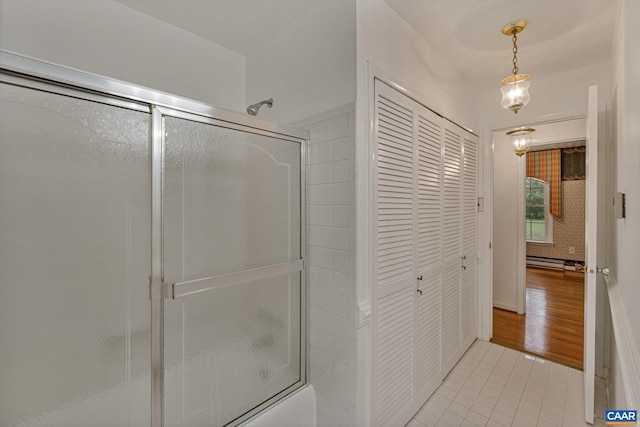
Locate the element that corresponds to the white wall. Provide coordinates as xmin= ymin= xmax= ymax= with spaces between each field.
xmin=491 ymin=130 xmax=525 ymax=312
xmin=0 ymin=0 xmax=246 ymax=111
xmin=354 ymin=1 xmax=479 ymax=423
xmin=246 ymin=0 xmax=356 ymax=126
xmin=609 ymin=0 xmax=640 ymax=410
xmin=356 ymin=0 xmax=478 ymax=132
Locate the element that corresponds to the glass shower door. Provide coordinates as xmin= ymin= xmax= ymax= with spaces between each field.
xmin=0 ymin=82 xmax=151 ymax=427
xmin=161 ymin=115 xmax=303 ymax=427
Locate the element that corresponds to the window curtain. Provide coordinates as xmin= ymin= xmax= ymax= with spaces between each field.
xmin=526 ymin=149 xmax=562 ymax=218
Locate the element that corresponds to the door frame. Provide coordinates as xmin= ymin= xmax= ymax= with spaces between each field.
xmin=491 ymin=118 xmax=589 ymax=316
xmin=480 ymin=102 xmax=609 ymax=421
xmin=478 ymin=108 xmax=588 ymax=342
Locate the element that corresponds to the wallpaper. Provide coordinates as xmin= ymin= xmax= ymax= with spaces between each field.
xmin=526 ymin=180 xmax=586 ymax=262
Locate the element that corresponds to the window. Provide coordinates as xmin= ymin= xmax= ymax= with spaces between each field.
xmin=525 ymin=177 xmax=553 ymax=242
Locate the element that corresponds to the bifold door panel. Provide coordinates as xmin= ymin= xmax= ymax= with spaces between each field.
xmin=372 ymin=79 xmax=478 ymax=427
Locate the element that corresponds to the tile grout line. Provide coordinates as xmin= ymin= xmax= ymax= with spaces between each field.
xmin=410 ymin=341 xmax=607 ymax=427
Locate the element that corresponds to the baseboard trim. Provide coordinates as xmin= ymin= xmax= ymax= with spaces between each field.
xmin=493 ymin=302 xmax=518 ymax=312
xmin=606 ymin=272 xmax=640 ymax=410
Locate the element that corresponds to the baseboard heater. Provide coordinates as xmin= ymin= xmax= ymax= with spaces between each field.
xmin=526 ymin=256 xmax=565 ymax=270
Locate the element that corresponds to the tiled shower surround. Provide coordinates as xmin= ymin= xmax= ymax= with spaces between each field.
xmin=303 ymin=104 xmax=357 ymax=427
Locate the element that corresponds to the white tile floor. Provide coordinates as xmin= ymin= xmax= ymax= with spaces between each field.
xmin=408 ymin=341 xmax=608 ymax=427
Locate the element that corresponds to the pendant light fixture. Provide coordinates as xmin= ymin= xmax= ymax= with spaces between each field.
xmin=506 ymin=127 xmax=535 ymax=157
xmin=500 ymin=20 xmax=530 ymax=114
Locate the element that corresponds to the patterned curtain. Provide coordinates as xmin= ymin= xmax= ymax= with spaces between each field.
xmin=526 ymin=149 xmax=562 ymax=218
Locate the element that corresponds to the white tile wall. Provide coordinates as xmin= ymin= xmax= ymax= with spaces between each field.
xmin=304 ymin=105 xmax=357 ymax=427
xmin=410 ymin=341 xmax=608 ymax=427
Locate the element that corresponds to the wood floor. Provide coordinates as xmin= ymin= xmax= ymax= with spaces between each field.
xmin=492 ymin=267 xmax=585 ymax=370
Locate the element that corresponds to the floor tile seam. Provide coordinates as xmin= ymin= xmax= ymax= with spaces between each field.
xmin=492 ymin=343 xmax=519 ymax=379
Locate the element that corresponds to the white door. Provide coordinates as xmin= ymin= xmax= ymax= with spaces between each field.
xmin=414 ymin=105 xmax=444 ymax=406
xmin=441 ymin=121 xmax=463 ymax=375
xmin=372 ymin=80 xmax=417 ymax=427
xmin=584 ymin=85 xmax=599 ymax=424
xmin=461 ymin=132 xmax=478 ymax=349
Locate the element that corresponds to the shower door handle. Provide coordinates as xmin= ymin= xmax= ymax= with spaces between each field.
xmin=164 ymin=259 xmax=304 ymax=299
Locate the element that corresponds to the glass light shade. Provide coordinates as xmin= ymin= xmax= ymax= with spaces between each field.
xmin=506 ymin=127 xmax=535 ymax=157
xmin=500 ymin=74 xmax=531 ymax=114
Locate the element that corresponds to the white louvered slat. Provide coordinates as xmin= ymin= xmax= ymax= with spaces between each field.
xmin=417 ymin=113 xmax=442 ymax=273
xmin=376 ymin=89 xmax=414 ymax=291
xmin=373 ymin=80 xmax=479 ymax=425
xmin=443 ymin=128 xmax=462 ymax=263
xmin=461 ymin=133 xmax=478 ymax=347
xmin=442 ymin=261 xmax=461 ymax=374
xmin=373 ymin=80 xmax=416 ymax=427
xmin=374 ymin=289 xmax=414 ymax=427
xmin=441 ymin=122 xmax=463 ymax=375
xmin=462 ymin=255 xmax=477 ymax=346
xmin=414 ymin=107 xmax=443 ymax=407
xmin=463 ymin=135 xmax=478 ymax=252
xmin=415 ymin=269 xmax=442 ymax=404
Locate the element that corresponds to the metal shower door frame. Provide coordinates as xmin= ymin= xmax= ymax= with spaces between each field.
xmin=0 ymin=51 xmax=308 ymax=427
xmin=152 ymin=105 xmax=308 ymax=427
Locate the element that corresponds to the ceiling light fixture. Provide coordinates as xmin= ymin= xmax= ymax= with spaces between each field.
xmin=500 ymin=20 xmax=530 ymax=114
xmin=506 ymin=126 xmax=535 ymax=157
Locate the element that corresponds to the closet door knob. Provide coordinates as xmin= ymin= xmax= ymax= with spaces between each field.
xmin=417 ymin=289 xmax=423 ymax=295
xmin=417 ymin=275 xmax=423 ymax=281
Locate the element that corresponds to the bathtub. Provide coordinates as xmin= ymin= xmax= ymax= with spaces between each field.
xmin=244 ymin=385 xmax=316 ymax=427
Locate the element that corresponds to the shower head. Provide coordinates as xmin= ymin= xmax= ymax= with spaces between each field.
xmin=247 ymin=98 xmax=273 ymax=116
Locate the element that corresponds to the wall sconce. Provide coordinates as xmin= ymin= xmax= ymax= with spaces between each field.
xmin=500 ymin=20 xmax=530 ymax=114
xmin=506 ymin=126 xmax=535 ymax=157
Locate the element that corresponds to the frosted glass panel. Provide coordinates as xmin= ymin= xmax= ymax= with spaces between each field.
xmin=0 ymin=83 xmax=151 ymax=427
xmin=163 ymin=117 xmax=301 ymax=282
xmin=164 ymin=273 xmax=301 ymax=427
xmin=163 ymin=117 xmax=302 ymax=426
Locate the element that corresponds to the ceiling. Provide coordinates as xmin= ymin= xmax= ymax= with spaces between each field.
xmin=115 ymin=0 xmax=323 ymax=55
xmin=115 ymin=0 xmax=618 ymax=89
xmin=383 ymin=0 xmax=619 ymax=88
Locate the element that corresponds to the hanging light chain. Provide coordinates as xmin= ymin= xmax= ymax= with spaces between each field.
xmin=512 ymin=31 xmax=519 ymax=75
xmin=500 ymin=20 xmax=530 ymax=115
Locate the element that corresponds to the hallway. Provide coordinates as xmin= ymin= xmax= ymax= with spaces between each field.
xmin=408 ymin=341 xmax=606 ymax=427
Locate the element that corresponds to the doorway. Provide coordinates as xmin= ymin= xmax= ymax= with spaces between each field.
xmin=490 ymin=119 xmax=588 ymax=370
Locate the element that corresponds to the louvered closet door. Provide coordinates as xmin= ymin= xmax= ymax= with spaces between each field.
xmin=441 ymin=120 xmax=463 ymax=375
xmin=372 ymin=80 xmax=417 ymax=427
xmin=461 ymin=133 xmax=478 ymax=348
xmin=414 ymin=105 xmax=443 ymax=407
